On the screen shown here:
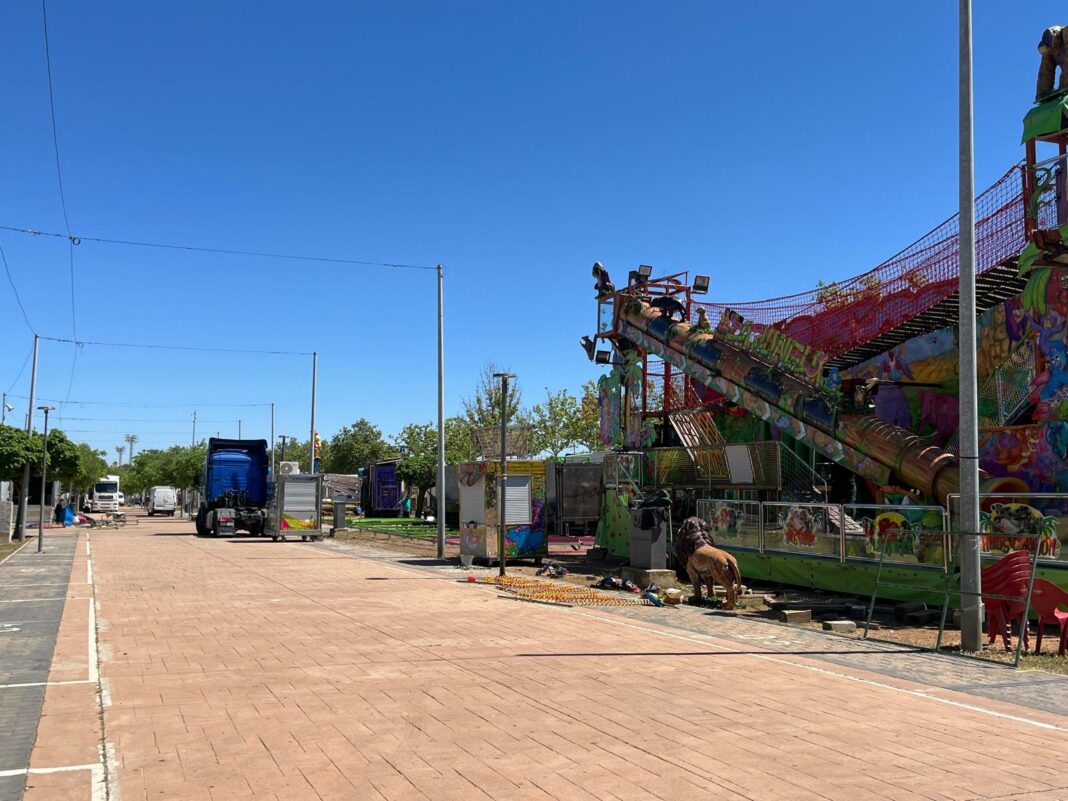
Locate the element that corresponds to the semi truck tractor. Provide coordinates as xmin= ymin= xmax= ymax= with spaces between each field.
xmin=195 ymin=438 xmax=270 ymax=537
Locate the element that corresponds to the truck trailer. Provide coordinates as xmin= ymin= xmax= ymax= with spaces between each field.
xmin=195 ymin=438 xmax=269 ymax=537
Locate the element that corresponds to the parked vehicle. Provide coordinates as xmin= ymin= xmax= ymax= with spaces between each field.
xmin=117 ymin=492 xmax=126 ymax=506
xmin=195 ymin=438 xmax=269 ymax=537
xmin=85 ymin=475 xmax=121 ymax=513
xmin=147 ymin=486 xmax=177 ymax=516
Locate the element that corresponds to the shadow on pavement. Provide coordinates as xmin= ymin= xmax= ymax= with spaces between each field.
xmin=515 ymin=649 xmax=926 ymax=658
xmin=153 ymin=532 xmax=196 ymax=537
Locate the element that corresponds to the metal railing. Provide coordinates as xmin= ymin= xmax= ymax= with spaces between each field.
xmin=945 ymin=492 xmax=1067 ymax=563
xmin=696 ymin=498 xmax=763 ymax=552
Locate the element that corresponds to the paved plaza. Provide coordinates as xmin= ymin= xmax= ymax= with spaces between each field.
xmin=2 ymin=514 xmax=1068 ymax=801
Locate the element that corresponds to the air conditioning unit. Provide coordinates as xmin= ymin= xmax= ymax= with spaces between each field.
xmin=279 ymin=461 xmax=300 ymax=476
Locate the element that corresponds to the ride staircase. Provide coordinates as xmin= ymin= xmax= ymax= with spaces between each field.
xmin=667 ymin=407 xmax=728 ymax=479
xmin=947 ymin=340 xmax=1036 ymax=451
xmin=779 ymin=447 xmax=864 ymax=534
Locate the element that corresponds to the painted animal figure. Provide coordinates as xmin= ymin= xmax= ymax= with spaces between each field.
xmin=676 ymin=516 xmax=716 ymax=564
xmin=650 ymin=296 xmax=687 ymax=321
xmin=1037 ymin=25 xmax=1068 ymax=101
xmin=675 ymin=516 xmax=741 ymax=608
xmin=919 ymin=391 xmax=959 ymax=446
xmin=592 ymin=262 xmax=616 ymax=296
xmin=686 ymin=545 xmax=742 ymax=609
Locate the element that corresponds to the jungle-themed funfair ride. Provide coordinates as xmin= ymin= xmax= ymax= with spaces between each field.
xmin=585 ymin=81 xmax=1068 ymax=599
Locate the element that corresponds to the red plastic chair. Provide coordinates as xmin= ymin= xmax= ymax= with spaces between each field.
xmin=980 ymin=551 xmax=1033 ymax=652
xmin=1029 ymin=579 xmax=1068 ymax=656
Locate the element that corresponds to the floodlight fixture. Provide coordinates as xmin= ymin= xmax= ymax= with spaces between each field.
xmin=580 ymin=335 xmax=596 ymax=361
xmin=637 ymin=264 xmax=653 ymax=279
xmin=693 ymin=275 xmax=710 ymax=294
xmin=594 ymin=350 xmax=612 ymax=365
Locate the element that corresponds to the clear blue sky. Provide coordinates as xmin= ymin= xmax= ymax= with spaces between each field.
xmin=0 ymin=1 xmax=1061 ymax=456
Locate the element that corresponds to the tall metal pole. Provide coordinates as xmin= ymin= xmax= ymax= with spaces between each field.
xmin=494 ymin=372 xmax=514 ymax=577
xmin=270 ymin=403 xmax=275 ymax=476
xmin=16 ymin=334 xmax=40 ymax=542
xmin=191 ymin=410 xmax=197 ymax=446
xmin=37 ymin=406 xmax=54 ymax=553
xmin=2 ymin=393 xmax=7 ymax=425
xmin=279 ymin=435 xmax=288 ymax=463
xmin=436 ymin=265 xmax=446 ymax=559
xmin=310 ymin=352 xmax=318 ymax=475
xmin=238 ymin=419 xmax=242 ymax=439
xmin=958 ymin=0 xmax=983 ymax=652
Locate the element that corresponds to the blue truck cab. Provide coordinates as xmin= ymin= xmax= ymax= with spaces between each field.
xmin=195 ymin=438 xmax=270 ymax=537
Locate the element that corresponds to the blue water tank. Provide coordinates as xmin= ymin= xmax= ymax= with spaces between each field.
xmin=208 ymin=449 xmax=267 ymax=506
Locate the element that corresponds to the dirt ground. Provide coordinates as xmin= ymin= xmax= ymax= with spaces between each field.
xmin=332 ymin=528 xmax=1068 ymax=675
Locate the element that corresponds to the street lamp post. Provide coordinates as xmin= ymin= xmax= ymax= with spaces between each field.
xmin=115 ymin=445 xmax=125 ymax=467
xmin=124 ymin=433 xmax=138 ymax=463
xmin=277 ymin=435 xmax=289 ymax=464
xmin=492 ymin=372 xmax=515 ymax=577
xmin=36 ymin=406 xmax=55 ymax=553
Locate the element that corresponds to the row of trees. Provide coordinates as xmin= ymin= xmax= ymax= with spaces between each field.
xmin=1 ymin=364 xmax=604 ymax=521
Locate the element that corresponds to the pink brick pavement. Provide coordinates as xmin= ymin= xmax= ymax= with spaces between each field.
xmin=25 ymin=515 xmax=1068 ymax=800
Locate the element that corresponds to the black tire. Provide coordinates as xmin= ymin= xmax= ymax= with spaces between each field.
xmin=195 ymin=509 xmax=209 ymax=537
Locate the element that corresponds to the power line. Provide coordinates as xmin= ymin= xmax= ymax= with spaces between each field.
xmin=4 ymin=345 xmax=33 ymax=394
xmin=51 ymin=420 xmax=236 ymax=427
xmin=39 ymin=0 xmax=77 ymax=341
xmin=0 ymin=224 xmax=435 ymax=272
xmin=40 ymin=335 xmax=312 ymax=357
xmin=8 ymin=394 xmax=272 ymax=408
xmin=0 ymin=243 xmax=36 ymax=334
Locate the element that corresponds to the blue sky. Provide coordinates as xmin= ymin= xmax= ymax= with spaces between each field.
xmin=0 ymin=1 xmax=1061 ymax=455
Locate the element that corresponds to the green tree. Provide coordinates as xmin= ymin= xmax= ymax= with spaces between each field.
xmin=326 ymin=419 xmax=388 ymax=473
xmin=71 ymin=444 xmax=109 ymax=493
xmin=445 ymin=416 xmax=478 ymax=462
xmin=462 ymin=363 xmax=526 ymax=433
xmin=393 ymin=423 xmax=438 ymax=516
xmin=529 ymin=388 xmax=582 ymax=458
xmin=0 ymin=425 xmax=38 ymax=484
xmin=575 ymin=380 xmax=603 ymax=451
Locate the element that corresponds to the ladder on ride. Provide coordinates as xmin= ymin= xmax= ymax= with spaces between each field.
xmin=668 ymin=408 xmax=729 ymax=478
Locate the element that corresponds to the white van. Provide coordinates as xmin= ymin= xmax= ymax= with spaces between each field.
xmin=147 ymin=486 xmax=177 ymax=516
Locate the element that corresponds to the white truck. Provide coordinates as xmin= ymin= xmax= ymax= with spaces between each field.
xmin=86 ymin=475 xmax=121 ymax=513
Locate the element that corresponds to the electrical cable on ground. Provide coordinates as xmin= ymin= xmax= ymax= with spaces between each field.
xmin=0 ymin=224 xmax=434 ymax=271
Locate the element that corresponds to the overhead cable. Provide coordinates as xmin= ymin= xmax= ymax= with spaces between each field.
xmin=0 ymin=224 xmax=435 ymax=271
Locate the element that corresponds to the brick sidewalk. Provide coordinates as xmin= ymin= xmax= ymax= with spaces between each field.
xmin=21 ymin=519 xmax=1068 ymax=800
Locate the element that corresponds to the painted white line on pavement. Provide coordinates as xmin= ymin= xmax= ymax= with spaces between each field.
xmin=0 ymin=598 xmax=78 ymax=603
xmin=0 ymin=679 xmax=95 ymax=689
xmin=570 ymin=609 xmax=1068 ymax=734
xmin=0 ymin=763 xmax=99 ymax=777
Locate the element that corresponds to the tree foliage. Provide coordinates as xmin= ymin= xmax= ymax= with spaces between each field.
xmin=462 ymin=363 xmax=526 ymax=435
xmin=72 ymin=444 xmax=109 ymax=493
xmin=124 ymin=444 xmax=207 ymax=492
xmin=0 ymin=425 xmax=38 ymax=483
xmin=529 ymin=388 xmax=583 ymax=458
xmin=326 ymin=419 xmax=389 ymax=473
xmin=575 ymin=380 xmax=603 ymax=451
